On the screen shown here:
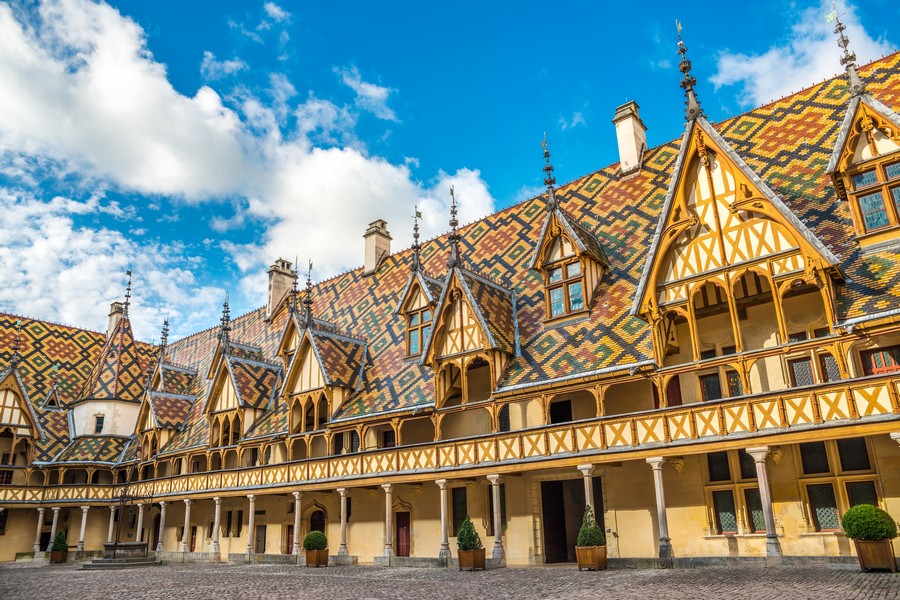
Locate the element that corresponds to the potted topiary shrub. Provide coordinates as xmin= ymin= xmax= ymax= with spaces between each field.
xmin=49 ymin=531 xmax=69 ymax=564
xmin=842 ymin=504 xmax=897 ymax=572
xmin=303 ymin=530 xmax=328 ymax=567
xmin=456 ymin=515 xmax=485 ymax=571
xmin=575 ymin=505 xmax=607 ymax=571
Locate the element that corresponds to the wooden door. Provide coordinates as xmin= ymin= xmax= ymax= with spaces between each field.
xmin=395 ymin=512 xmax=410 ymax=557
xmin=310 ymin=510 xmax=325 ymax=533
xmin=149 ymin=514 xmax=159 ymax=551
xmin=283 ymin=525 xmax=294 ymax=554
xmin=189 ymin=525 xmax=197 ymax=552
xmin=541 ymin=481 xmax=568 ymax=563
xmin=254 ymin=524 xmax=266 ymax=554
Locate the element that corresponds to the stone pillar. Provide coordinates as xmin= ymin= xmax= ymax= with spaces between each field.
xmin=156 ymin=502 xmax=167 ymax=552
xmin=77 ymin=506 xmax=89 ymax=551
xmin=246 ymin=495 xmax=256 ymax=555
xmin=746 ymin=447 xmax=783 ymax=560
xmin=292 ymin=492 xmax=302 ymax=556
xmin=181 ymin=499 xmax=192 ymax=552
xmin=578 ymin=464 xmax=595 ymax=513
xmin=46 ymin=507 xmax=60 ymax=552
xmin=436 ymin=479 xmax=450 ymax=559
xmin=487 ymin=475 xmax=504 ymax=561
xmin=211 ymin=498 xmax=221 ymax=555
xmin=136 ymin=503 xmax=144 ymax=542
xmin=381 ymin=484 xmax=393 ymax=557
xmin=337 ymin=488 xmax=349 ymax=556
xmin=646 ymin=457 xmax=673 ymax=567
xmin=107 ymin=506 xmax=116 ymax=543
xmin=33 ymin=507 xmax=45 ymax=553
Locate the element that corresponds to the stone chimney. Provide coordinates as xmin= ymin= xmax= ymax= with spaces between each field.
xmin=363 ymin=220 xmax=392 ymax=276
xmin=107 ymin=301 xmax=125 ymax=338
xmin=267 ymin=258 xmax=294 ymax=317
xmin=612 ymin=101 xmax=647 ymax=175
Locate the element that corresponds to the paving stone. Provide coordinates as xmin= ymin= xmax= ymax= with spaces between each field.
xmin=0 ymin=561 xmax=898 ymax=600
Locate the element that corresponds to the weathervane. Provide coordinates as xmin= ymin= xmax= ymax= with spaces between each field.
xmin=826 ymin=2 xmax=866 ymax=96
xmin=676 ymin=20 xmax=704 ymax=121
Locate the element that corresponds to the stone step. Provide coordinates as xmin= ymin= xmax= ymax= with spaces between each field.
xmin=81 ymin=560 xmax=166 ymax=570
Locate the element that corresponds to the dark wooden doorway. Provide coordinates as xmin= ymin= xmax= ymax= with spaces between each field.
xmin=541 ymin=477 xmax=604 ymax=563
xmin=149 ymin=514 xmax=159 ymax=551
xmin=310 ymin=510 xmax=325 ymax=533
xmin=395 ymin=511 xmax=410 ymax=557
xmin=283 ymin=525 xmax=294 ymax=554
xmin=254 ymin=524 xmax=267 ymax=554
xmin=189 ymin=525 xmax=197 ymax=552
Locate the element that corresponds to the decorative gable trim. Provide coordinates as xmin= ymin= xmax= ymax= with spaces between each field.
xmin=827 ymin=93 xmax=900 ymax=178
xmin=527 ymin=207 xmax=609 ymax=271
xmin=0 ymin=366 xmax=43 ymax=438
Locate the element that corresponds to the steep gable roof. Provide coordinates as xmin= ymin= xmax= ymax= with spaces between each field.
xmin=828 ymin=92 xmax=900 ymax=175
xmin=79 ymin=315 xmax=147 ymax=402
xmin=528 ymin=203 xmax=609 ymax=270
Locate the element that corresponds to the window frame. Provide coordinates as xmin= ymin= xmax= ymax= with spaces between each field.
xmin=703 ymin=450 xmax=761 ymax=536
xmin=543 ymin=257 xmax=587 ymax=320
xmin=847 ymin=157 xmax=900 ymax=235
xmin=405 ymin=305 xmax=433 ymax=357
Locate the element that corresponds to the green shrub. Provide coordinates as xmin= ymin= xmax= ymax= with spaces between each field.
xmin=303 ymin=530 xmax=328 ymax=551
xmin=50 ymin=532 xmax=69 ymax=552
xmin=841 ymin=504 xmax=898 ymax=541
xmin=576 ymin=505 xmax=606 ymax=547
xmin=456 ymin=515 xmax=482 ymax=551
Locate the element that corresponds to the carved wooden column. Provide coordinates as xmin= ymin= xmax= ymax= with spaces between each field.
xmin=646 ymin=457 xmax=673 ymax=567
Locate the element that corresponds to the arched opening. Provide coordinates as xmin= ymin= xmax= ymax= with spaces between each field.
xmin=28 ymin=470 xmax=45 ymax=486
xmin=220 ymin=418 xmax=231 ymax=447
xmin=210 ymin=453 xmax=222 ymax=471
xmin=399 ymin=416 xmax=434 ymax=445
xmin=659 ymin=309 xmax=694 ymax=367
xmin=782 ymin=280 xmax=829 ymax=341
xmin=141 ymin=464 xmax=153 ymax=480
xmin=363 ymin=424 xmax=396 ymax=450
xmin=230 ymin=416 xmax=242 ymax=445
xmin=211 ymin=419 xmax=221 ymax=447
xmin=749 ymin=356 xmax=787 ymax=394
xmin=692 ymin=280 xmax=737 ymax=358
xmin=733 ymin=271 xmax=778 ymax=351
xmin=63 ymin=468 xmax=88 ymax=484
xmin=304 ymin=401 xmax=315 ymax=432
xmin=310 ymin=510 xmax=325 ymax=533
xmin=603 ymin=380 xmax=657 ymax=415
xmin=547 ymin=390 xmax=596 ymax=424
xmin=309 ymin=434 xmax=327 ymax=458
xmin=439 ymin=364 xmax=462 ymax=408
xmin=290 ymin=439 xmax=308 ymax=461
xmin=439 ymin=408 xmax=491 ymax=440
xmin=464 ymin=358 xmax=492 ymax=403
xmin=224 ymin=449 xmax=239 ymax=469
xmin=497 ymin=398 xmax=542 ymax=431
xmin=316 ymin=396 xmax=327 ymax=429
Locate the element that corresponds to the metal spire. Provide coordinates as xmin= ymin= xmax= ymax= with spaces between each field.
xmin=676 ymin=20 xmax=704 ymax=121
xmin=411 ymin=207 xmax=422 ymax=272
xmin=447 ymin=186 xmax=461 ymax=269
xmin=219 ymin=295 xmax=231 ymax=348
xmin=288 ymin=257 xmax=300 ymax=315
xmin=158 ymin=318 xmax=169 ymax=363
xmin=123 ymin=269 xmax=133 ymax=317
xmin=10 ymin=319 xmax=22 ymax=366
xmin=829 ymin=5 xmax=866 ymax=97
xmin=302 ymin=260 xmax=313 ymax=327
xmin=542 ymin=134 xmax=558 ymax=209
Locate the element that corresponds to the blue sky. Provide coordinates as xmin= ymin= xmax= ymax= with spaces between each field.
xmin=0 ymin=0 xmax=897 ymax=341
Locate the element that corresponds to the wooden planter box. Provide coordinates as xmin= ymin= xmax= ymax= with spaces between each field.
xmin=853 ymin=539 xmax=897 ymax=572
xmin=575 ymin=545 xmax=607 ymax=571
xmin=305 ymin=548 xmax=328 ymax=567
xmin=458 ymin=548 xmax=486 ymax=571
xmin=49 ymin=551 xmax=68 ymax=564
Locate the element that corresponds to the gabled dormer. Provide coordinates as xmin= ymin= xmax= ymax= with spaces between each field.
xmin=0 ymin=364 xmax=42 ymax=466
xmin=396 ymin=214 xmax=443 ymax=356
xmin=420 ymin=190 xmax=519 ymax=408
xmin=528 ymin=142 xmax=609 ymax=322
xmin=828 ymin=95 xmax=900 ymax=245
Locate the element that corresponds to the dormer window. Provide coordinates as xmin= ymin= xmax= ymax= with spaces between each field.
xmin=546 ymin=258 xmax=585 ymax=318
xmin=407 ymin=307 xmax=432 ymax=355
xmin=94 ymin=415 xmax=105 ymax=434
xmin=849 ymin=160 xmax=900 ymax=233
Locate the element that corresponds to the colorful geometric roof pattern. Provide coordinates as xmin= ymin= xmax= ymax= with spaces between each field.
xmin=308 ymin=329 xmax=367 ymax=390
xmin=528 ymin=203 xmax=609 ymax=270
xmin=159 ymin=362 xmax=198 ymax=396
xmin=54 ymin=435 xmax=130 ymax=464
xmin=79 ymin=316 xmax=147 ymax=403
xmin=148 ymin=392 xmax=194 ymax=429
xmin=1 ymin=54 xmax=899 ymax=461
xmin=228 ymin=355 xmax=281 ymax=410
xmin=0 ymin=366 xmax=43 ymax=437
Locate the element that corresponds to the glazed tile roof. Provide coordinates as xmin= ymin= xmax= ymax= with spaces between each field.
xmin=79 ymin=316 xmax=148 ymax=403
xmin=228 ymin=355 xmax=281 ymax=410
xmin=53 ymin=435 xmax=130 ymax=464
xmin=148 ymin=392 xmax=194 ymax=429
xmin=528 ymin=204 xmax=609 ymax=270
xmin=308 ymin=329 xmax=367 ymax=390
xmin=457 ymin=269 xmax=518 ymax=355
xmin=1 ymin=54 xmax=899 ymax=459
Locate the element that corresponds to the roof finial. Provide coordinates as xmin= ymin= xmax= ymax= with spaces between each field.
xmin=542 ymin=134 xmax=559 ymax=209
xmin=411 ymin=207 xmax=422 ymax=272
xmin=288 ymin=257 xmax=300 ymax=315
xmin=10 ymin=319 xmax=22 ymax=366
xmin=448 ymin=186 xmax=461 ymax=269
xmin=159 ymin=317 xmax=169 ymax=353
xmin=302 ymin=260 xmax=314 ymax=327
xmin=219 ymin=294 xmax=231 ymax=348
xmin=827 ymin=4 xmax=866 ymax=96
xmin=123 ymin=269 xmax=133 ymax=317
xmin=676 ymin=20 xmax=704 ymax=121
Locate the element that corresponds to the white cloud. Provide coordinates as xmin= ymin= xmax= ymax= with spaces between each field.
xmin=0 ymin=188 xmax=223 ymax=340
xmin=711 ymin=1 xmax=896 ymax=107
xmin=336 ymin=66 xmax=399 ymax=122
xmin=200 ymin=50 xmax=248 ymax=80
xmin=263 ymin=2 xmax=290 ymax=23
xmin=558 ymin=111 xmax=586 ymax=131
xmin=0 ymin=1 xmax=497 ymax=333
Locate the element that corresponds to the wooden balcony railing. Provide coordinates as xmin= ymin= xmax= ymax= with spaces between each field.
xmin=1 ymin=374 xmax=898 ymax=505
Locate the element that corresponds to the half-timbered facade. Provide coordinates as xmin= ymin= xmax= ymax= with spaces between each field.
xmin=1 ymin=35 xmax=900 ymax=568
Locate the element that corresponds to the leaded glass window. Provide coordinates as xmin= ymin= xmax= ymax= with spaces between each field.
xmin=800 ymin=442 xmax=830 ymax=474
xmin=807 ymin=484 xmax=839 ymax=531
xmin=713 ymin=490 xmax=738 ymax=534
xmin=788 ymin=358 xmax=814 ymax=387
xmin=846 ymin=481 xmax=878 ymax=507
xmin=744 ymin=488 xmax=766 ymax=533
xmin=707 ymin=452 xmax=731 ymax=482
xmin=819 ymin=353 xmax=841 ymax=382
xmin=739 ymin=451 xmax=757 ymax=480
xmin=859 ymin=191 xmax=889 ymax=230
xmin=700 ymin=373 xmax=723 ymax=402
xmin=837 ymin=437 xmax=871 ymax=472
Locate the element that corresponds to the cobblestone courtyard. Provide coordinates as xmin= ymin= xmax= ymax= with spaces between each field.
xmin=1 ymin=562 xmax=898 ymax=600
